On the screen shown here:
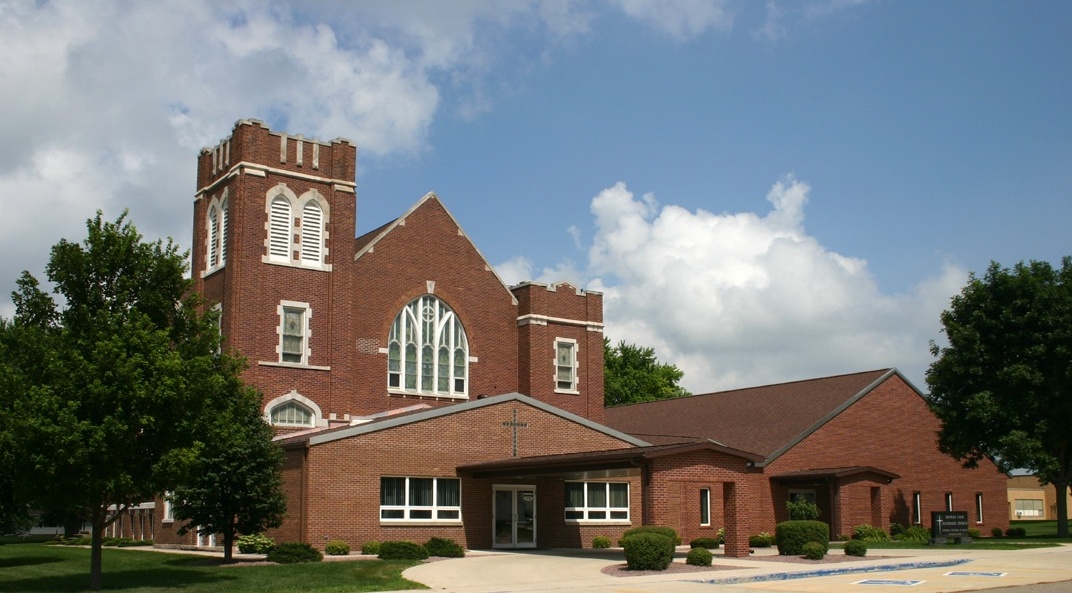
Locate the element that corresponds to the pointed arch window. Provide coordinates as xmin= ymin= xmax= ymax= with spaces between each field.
xmin=207 ymin=205 xmax=220 ymax=267
xmin=269 ymin=195 xmax=292 ymax=261
xmin=388 ymin=295 xmax=468 ymax=397
xmin=301 ymin=201 xmax=323 ymax=265
xmin=219 ymin=196 xmax=228 ymax=265
xmin=204 ymin=195 xmax=228 ymax=275
xmin=270 ymin=400 xmax=313 ymax=427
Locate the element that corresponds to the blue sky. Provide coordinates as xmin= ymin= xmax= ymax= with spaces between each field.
xmin=1 ymin=0 xmax=1069 ymax=392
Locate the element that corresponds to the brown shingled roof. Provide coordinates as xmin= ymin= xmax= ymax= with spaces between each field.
xmin=603 ymin=369 xmax=897 ymax=462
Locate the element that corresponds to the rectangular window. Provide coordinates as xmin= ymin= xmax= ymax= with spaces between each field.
xmin=279 ymin=301 xmax=310 ymax=364
xmin=700 ymin=488 xmax=711 ymax=526
xmin=1014 ymin=499 xmax=1044 ymax=517
xmin=975 ymin=493 xmax=984 ymax=524
xmin=555 ymin=338 xmax=578 ymax=392
xmin=564 ymin=481 xmax=629 ymax=522
xmin=945 ymin=492 xmax=953 ymax=512
xmin=163 ymin=492 xmax=174 ymax=522
xmin=912 ymin=492 xmax=921 ymax=524
xmin=380 ymin=477 xmax=461 ymax=522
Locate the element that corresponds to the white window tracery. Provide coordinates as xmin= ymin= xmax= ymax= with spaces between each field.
xmin=388 ymin=295 xmax=468 ymax=398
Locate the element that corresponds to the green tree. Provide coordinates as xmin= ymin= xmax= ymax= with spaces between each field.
xmin=172 ymin=380 xmax=287 ymax=562
xmin=604 ymin=338 xmax=690 ymax=407
xmin=6 ymin=212 xmax=226 ymax=589
xmin=927 ymin=257 xmax=1072 ymax=538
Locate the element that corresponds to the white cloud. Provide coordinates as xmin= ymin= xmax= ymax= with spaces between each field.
xmin=587 ymin=178 xmax=966 ymax=392
xmin=613 ymin=0 xmax=735 ymax=41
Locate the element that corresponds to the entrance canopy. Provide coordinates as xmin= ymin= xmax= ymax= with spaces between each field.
xmin=771 ymin=466 xmax=900 ymax=485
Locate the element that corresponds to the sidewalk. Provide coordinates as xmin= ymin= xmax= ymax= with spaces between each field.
xmin=399 ymin=544 xmax=1072 ymax=593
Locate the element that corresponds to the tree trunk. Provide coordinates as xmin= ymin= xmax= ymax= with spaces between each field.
xmin=1055 ymin=474 xmax=1070 ymax=539
xmin=89 ymin=508 xmax=104 ymax=591
xmin=222 ymin=528 xmax=234 ymax=563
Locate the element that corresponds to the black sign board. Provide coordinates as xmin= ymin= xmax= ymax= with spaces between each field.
xmin=931 ymin=511 xmax=970 ymax=540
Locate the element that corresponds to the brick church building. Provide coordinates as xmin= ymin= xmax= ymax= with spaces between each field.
xmin=146 ymin=120 xmax=1007 ymax=556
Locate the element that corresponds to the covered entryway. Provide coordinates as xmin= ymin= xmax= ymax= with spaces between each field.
xmin=494 ymin=485 xmax=537 ymax=548
xmin=771 ymin=466 xmax=900 ymax=536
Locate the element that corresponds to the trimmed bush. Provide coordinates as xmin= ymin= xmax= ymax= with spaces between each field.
xmin=843 ymin=539 xmax=868 ymax=557
xmin=237 ymin=534 xmax=275 ymax=554
xmin=619 ymin=525 xmax=680 ymax=546
xmin=267 ymin=542 xmax=323 ymax=564
xmin=689 ymin=537 xmax=720 ymax=549
xmin=967 ymin=528 xmax=980 ymax=539
xmin=361 ymin=540 xmax=382 ymax=555
xmin=686 ymin=547 xmax=713 ymax=566
xmin=991 ymin=527 xmax=1003 ymax=538
xmin=787 ymin=499 xmax=821 ymax=521
xmin=890 ymin=523 xmax=907 ymax=538
xmin=592 ymin=536 xmax=612 ymax=549
xmin=749 ymin=533 xmax=773 ymax=548
xmin=776 ymin=520 xmax=829 ymax=556
xmin=325 ymin=540 xmax=350 ymax=556
xmin=1006 ymin=527 xmax=1027 ymax=538
xmin=802 ymin=541 xmax=826 ymax=560
xmin=378 ymin=540 xmax=429 ymax=560
xmin=622 ymin=533 xmax=675 ymax=571
xmin=424 ymin=537 xmax=465 ymax=558
xmin=852 ymin=524 xmax=890 ymax=542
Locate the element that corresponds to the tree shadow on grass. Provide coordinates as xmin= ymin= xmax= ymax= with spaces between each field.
xmin=0 ymin=566 xmax=237 ymax=592
xmin=0 ymin=555 xmax=63 ymax=568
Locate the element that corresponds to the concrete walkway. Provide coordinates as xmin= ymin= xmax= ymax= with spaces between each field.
xmin=400 ymin=544 xmax=1072 ymax=593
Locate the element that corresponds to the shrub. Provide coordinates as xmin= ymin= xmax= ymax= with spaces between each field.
xmin=325 ymin=540 xmax=350 ymax=556
xmin=592 ymin=536 xmax=612 ymax=549
xmin=619 ymin=525 xmax=680 ymax=546
xmin=775 ymin=521 xmax=829 ymax=556
xmin=852 ymin=524 xmax=890 ymax=542
xmin=378 ymin=540 xmax=428 ymax=560
xmin=749 ymin=533 xmax=773 ymax=548
xmin=1006 ymin=527 xmax=1027 ymax=538
xmin=267 ymin=542 xmax=323 ymax=564
xmin=895 ymin=525 xmax=931 ymax=543
xmin=116 ymin=538 xmax=152 ymax=547
xmin=843 ymin=539 xmax=868 ymax=557
xmin=237 ymin=534 xmax=275 ymax=554
xmin=967 ymin=528 xmax=980 ymax=539
xmin=802 ymin=541 xmax=827 ymax=560
xmin=622 ymin=533 xmax=675 ymax=571
xmin=361 ymin=540 xmax=382 ymax=555
xmin=689 ymin=537 xmax=720 ymax=549
xmin=424 ymin=537 xmax=465 ymax=558
xmin=787 ymin=499 xmax=821 ymax=521
xmin=686 ymin=547 xmax=713 ymax=566
xmin=991 ymin=527 xmax=1003 ymax=538
xmin=890 ymin=523 xmax=907 ymax=538
xmin=716 ymin=527 xmax=725 ymax=544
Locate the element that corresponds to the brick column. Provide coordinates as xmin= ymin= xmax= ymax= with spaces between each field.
xmin=723 ymin=481 xmax=750 ymax=557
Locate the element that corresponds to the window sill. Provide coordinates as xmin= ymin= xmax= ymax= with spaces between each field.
xmin=261 ymin=256 xmax=332 ymax=272
xmin=200 ymin=265 xmax=225 ymax=279
xmin=554 ymin=388 xmax=581 ymax=395
xmin=258 ymin=361 xmax=331 ymax=371
xmin=380 ymin=521 xmax=464 ymax=527
xmin=387 ymin=389 xmax=468 ymax=401
xmin=564 ymin=520 xmax=631 ymax=526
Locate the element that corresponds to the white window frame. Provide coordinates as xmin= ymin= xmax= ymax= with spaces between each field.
xmin=564 ymin=481 xmax=629 ymax=523
xmin=975 ymin=492 xmax=984 ymax=524
xmin=163 ymin=492 xmax=174 ymax=523
xmin=263 ymin=389 xmax=327 ymax=427
xmin=700 ymin=488 xmax=711 ymax=526
xmin=386 ymin=295 xmax=468 ymax=398
xmin=277 ymin=301 xmax=311 ymax=365
xmin=380 ymin=476 xmax=462 ymax=523
xmin=945 ymin=492 xmax=953 ymax=512
xmin=1014 ymin=498 xmax=1044 ymax=518
xmin=912 ymin=491 xmax=922 ymax=525
xmin=202 ymin=193 xmax=228 ymax=276
xmin=554 ymin=338 xmax=578 ymax=394
xmin=269 ymin=400 xmax=315 ymax=427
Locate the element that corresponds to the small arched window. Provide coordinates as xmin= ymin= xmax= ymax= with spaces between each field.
xmin=388 ymin=295 xmax=468 ymax=397
xmin=269 ymin=195 xmax=292 ymax=261
xmin=270 ymin=401 xmax=313 ymax=427
xmin=207 ymin=205 xmax=220 ymax=267
xmin=301 ymin=201 xmax=323 ymax=265
xmin=219 ymin=196 xmax=228 ymax=265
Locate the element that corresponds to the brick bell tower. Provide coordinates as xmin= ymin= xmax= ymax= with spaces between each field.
xmin=191 ymin=119 xmax=357 ymax=429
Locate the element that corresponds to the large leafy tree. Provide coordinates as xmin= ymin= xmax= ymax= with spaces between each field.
xmin=6 ymin=212 xmax=227 ymax=589
xmin=604 ymin=338 xmax=690 ymax=406
xmin=172 ymin=379 xmax=287 ymax=562
xmin=927 ymin=257 xmax=1072 ymax=538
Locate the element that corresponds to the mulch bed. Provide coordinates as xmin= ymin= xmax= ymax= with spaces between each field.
xmin=601 ymin=552 xmax=888 ymax=577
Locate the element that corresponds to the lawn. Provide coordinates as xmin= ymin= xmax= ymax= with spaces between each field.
xmin=1010 ymin=520 xmax=1065 ymax=539
xmin=0 ymin=540 xmax=428 ymax=593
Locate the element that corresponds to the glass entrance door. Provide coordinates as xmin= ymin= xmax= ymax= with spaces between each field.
xmin=493 ymin=486 xmax=536 ymax=548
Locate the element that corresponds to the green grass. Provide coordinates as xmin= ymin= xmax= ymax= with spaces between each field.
xmin=0 ymin=540 xmax=428 ymax=593
xmin=1010 ymin=519 xmax=1066 ymax=539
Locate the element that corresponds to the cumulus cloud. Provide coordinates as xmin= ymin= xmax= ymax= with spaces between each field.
xmin=613 ymin=0 xmax=734 ymax=41
xmin=586 ymin=178 xmax=965 ymax=392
